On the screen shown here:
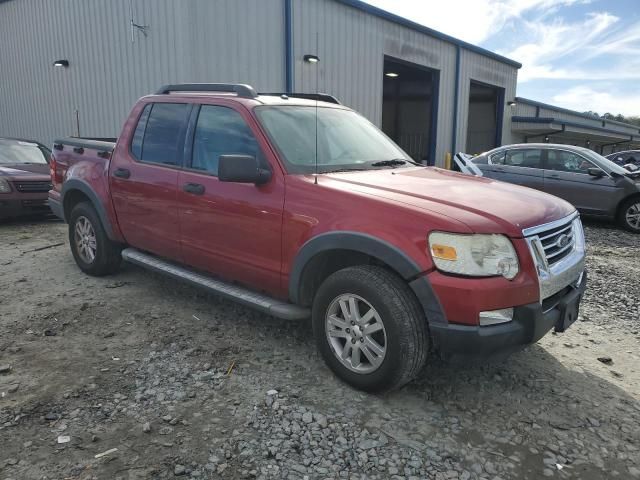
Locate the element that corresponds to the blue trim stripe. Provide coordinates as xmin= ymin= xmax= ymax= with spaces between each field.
xmin=334 ymin=0 xmax=522 ymax=68
xmin=451 ymin=46 xmax=461 ymax=154
xmin=284 ymin=0 xmax=294 ymax=93
xmin=495 ymin=87 xmax=505 ymax=147
xmin=429 ymin=71 xmax=440 ymax=165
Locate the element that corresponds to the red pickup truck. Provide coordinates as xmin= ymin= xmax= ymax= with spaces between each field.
xmin=49 ymin=84 xmax=587 ymax=392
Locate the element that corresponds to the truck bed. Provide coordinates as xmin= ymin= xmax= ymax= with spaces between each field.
xmin=53 ymin=137 xmax=116 ymax=154
xmin=49 ymin=137 xmax=118 ymax=228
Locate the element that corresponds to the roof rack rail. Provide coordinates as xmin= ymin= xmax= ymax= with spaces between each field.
xmin=260 ymin=92 xmax=341 ymax=105
xmin=155 ymin=83 xmax=258 ymax=98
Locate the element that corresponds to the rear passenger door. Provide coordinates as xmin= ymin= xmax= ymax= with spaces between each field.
xmin=110 ymin=101 xmax=191 ymax=260
xmin=490 ymin=148 xmax=544 ymax=191
xmin=177 ymin=102 xmax=285 ymax=295
xmin=543 ymin=149 xmax=619 ymax=215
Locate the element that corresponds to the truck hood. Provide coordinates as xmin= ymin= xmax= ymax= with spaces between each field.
xmin=0 ymin=165 xmax=51 ymax=180
xmin=324 ymin=167 xmax=575 ymax=237
xmin=0 ymin=163 xmax=49 ymax=174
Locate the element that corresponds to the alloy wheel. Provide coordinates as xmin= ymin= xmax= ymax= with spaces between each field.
xmin=74 ymin=215 xmax=97 ymax=263
xmin=325 ymin=293 xmax=387 ymax=373
xmin=626 ymin=202 xmax=640 ymax=230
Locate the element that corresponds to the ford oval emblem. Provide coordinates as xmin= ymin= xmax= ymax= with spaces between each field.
xmin=556 ymin=233 xmax=570 ymax=249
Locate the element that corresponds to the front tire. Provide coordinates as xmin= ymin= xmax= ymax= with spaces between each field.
xmin=618 ymin=198 xmax=640 ymax=233
xmin=68 ymin=202 xmax=122 ymax=276
xmin=312 ymin=265 xmax=429 ymax=392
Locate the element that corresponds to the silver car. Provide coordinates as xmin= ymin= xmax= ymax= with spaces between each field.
xmin=605 ymin=150 xmax=640 ymax=170
xmin=472 ymin=143 xmax=640 ymax=232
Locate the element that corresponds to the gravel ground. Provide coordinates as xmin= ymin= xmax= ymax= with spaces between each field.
xmin=1 ymin=217 xmax=639 ymax=480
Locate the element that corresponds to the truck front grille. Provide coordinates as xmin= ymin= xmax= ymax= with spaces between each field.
xmin=13 ymin=180 xmax=52 ymax=193
xmin=523 ymin=213 xmax=585 ymax=301
xmin=535 ymin=219 xmax=576 ymax=266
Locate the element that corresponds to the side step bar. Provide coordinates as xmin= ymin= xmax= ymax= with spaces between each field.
xmin=121 ymin=248 xmax=309 ymax=320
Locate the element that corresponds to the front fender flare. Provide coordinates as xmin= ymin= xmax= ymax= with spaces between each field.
xmin=288 ymin=231 xmax=446 ymax=325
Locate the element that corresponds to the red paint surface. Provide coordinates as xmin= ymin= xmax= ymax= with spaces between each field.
xmin=51 ymin=93 xmax=578 ymax=324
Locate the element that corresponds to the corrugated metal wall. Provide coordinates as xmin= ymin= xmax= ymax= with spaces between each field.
xmin=291 ymin=0 xmax=458 ymax=165
xmin=290 ymin=0 xmax=519 ymax=164
xmin=0 ymin=0 xmax=285 ymax=146
xmin=0 ymin=0 xmax=520 ymax=166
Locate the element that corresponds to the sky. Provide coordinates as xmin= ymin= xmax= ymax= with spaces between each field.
xmin=363 ymin=0 xmax=640 ymax=117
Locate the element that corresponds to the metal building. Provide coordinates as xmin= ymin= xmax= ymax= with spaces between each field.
xmin=0 ymin=0 xmax=521 ymax=166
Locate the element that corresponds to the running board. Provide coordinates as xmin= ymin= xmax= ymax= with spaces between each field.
xmin=121 ymin=248 xmax=309 ymax=320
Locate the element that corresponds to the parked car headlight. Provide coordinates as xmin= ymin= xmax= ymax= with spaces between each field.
xmin=0 ymin=178 xmax=11 ymax=193
xmin=428 ymin=232 xmax=519 ymax=280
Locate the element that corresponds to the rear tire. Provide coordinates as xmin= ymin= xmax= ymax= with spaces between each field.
xmin=618 ymin=198 xmax=640 ymax=233
xmin=312 ymin=265 xmax=429 ymax=392
xmin=68 ymin=202 xmax=122 ymax=276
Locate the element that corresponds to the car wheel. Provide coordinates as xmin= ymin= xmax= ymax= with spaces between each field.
xmin=618 ymin=198 xmax=640 ymax=233
xmin=68 ymin=202 xmax=122 ymax=275
xmin=312 ymin=265 xmax=429 ymax=392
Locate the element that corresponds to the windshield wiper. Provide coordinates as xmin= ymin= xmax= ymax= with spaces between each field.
xmin=370 ymin=159 xmax=407 ymax=167
xmin=322 ymin=167 xmax=368 ymax=174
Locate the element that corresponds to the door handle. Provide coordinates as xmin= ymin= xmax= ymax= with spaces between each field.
xmin=547 ymin=174 xmax=560 ymax=179
xmin=183 ymin=182 xmax=205 ymax=195
xmin=113 ymin=168 xmax=131 ymax=179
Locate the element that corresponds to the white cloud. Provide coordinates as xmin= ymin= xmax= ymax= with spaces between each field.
xmin=505 ymin=12 xmax=620 ymax=81
xmin=364 ymin=0 xmax=589 ymax=44
xmin=367 ymin=0 xmax=590 ymax=43
xmin=552 ymin=86 xmax=640 ymax=117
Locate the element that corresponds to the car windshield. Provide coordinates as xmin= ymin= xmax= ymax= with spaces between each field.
xmin=583 ymin=150 xmax=630 ymax=175
xmin=255 ymin=106 xmax=413 ymax=174
xmin=0 ymin=141 xmax=49 ymax=165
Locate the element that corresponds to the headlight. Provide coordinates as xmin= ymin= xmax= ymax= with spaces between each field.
xmin=428 ymin=232 xmax=519 ymax=279
xmin=0 ymin=178 xmax=11 ymax=193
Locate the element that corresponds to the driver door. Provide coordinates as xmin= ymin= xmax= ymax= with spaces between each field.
xmin=543 ymin=149 xmax=618 ymax=215
xmin=176 ymin=102 xmax=285 ymax=295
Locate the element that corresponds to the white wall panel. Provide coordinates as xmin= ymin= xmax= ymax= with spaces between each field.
xmin=0 ymin=0 xmax=285 ymax=146
xmin=0 ymin=0 xmax=527 ymax=167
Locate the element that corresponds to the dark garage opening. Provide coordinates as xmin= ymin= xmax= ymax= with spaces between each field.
xmin=382 ymin=57 xmax=438 ymax=165
xmin=466 ymin=81 xmax=504 ymax=154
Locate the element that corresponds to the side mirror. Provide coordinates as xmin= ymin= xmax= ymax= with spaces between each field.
xmin=587 ymin=167 xmax=604 ymax=178
xmin=218 ymin=155 xmax=271 ymax=185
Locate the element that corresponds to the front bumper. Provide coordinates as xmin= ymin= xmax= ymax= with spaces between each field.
xmin=430 ymin=270 xmax=587 ymax=360
xmin=0 ymin=196 xmax=51 ymax=219
xmin=48 ymin=195 xmax=64 ymax=221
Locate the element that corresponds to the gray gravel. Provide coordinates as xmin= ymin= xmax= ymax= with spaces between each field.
xmin=0 ymin=218 xmax=639 ymax=479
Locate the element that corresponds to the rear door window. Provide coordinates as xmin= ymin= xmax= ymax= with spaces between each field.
xmin=190 ymin=105 xmax=261 ymax=176
xmin=489 ymin=151 xmax=506 ymax=164
xmin=504 ymin=149 xmax=542 ymax=169
xmin=130 ymin=103 xmax=190 ymax=166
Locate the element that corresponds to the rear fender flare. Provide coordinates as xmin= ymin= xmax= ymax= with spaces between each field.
xmin=61 ymin=179 xmax=115 ymax=239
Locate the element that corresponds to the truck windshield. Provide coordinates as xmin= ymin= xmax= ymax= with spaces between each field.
xmin=255 ymin=106 xmax=413 ymax=174
xmin=0 ymin=140 xmax=49 ymax=165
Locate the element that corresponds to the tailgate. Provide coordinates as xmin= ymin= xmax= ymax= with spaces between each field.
xmin=51 ymin=138 xmax=116 ymax=192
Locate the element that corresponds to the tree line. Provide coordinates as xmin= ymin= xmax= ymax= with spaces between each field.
xmin=584 ymin=111 xmax=640 ymax=127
